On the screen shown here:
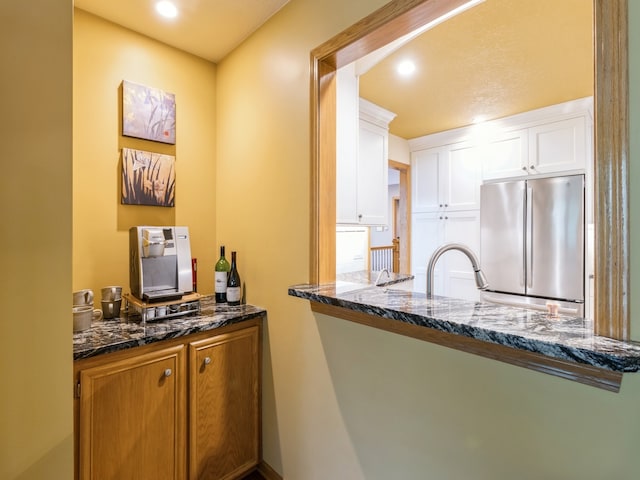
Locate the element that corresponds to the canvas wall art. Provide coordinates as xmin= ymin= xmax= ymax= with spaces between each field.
xmin=122 ymin=80 xmax=176 ymax=144
xmin=122 ymin=148 xmax=175 ymax=207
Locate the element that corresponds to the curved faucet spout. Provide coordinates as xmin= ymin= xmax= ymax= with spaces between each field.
xmin=426 ymin=243 xmax=488 ymax=298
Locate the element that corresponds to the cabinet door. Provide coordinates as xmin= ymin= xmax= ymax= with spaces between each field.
xmin=445 ymin=142 xmax=482 ymax=211
xmin=189 ymin=326 xmax=260 ymax=480
xmin=357 ymin=119 xmax=388 ymax=225
xmin=411 ymin=212 xmax=444 ymax=294
xmin=336 ymin=64 xmax=359 ymax=224
xmin=528 ymin=116 xmax=586 ymax=174
xmin=441 ymin=211 xmax=481 ymax=301
xmin=482 ymin=128 xmax=528 ymax=180
xmin=412 ymin=147 xmax=444 ymax=213
xmin=78 ymin=345 xmax=186 ymax=480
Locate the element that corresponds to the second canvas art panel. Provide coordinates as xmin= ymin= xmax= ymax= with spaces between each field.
xmin=122 ymin=148 xmax=175 ymax=207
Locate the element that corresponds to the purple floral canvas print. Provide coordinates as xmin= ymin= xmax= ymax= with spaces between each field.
xmin=122 ymin=80 xmax=176 ymax=144
xmin=122 ymin=148 xmax=175 ymax=207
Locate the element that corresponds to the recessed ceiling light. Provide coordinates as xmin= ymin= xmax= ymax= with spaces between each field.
xmin=396 ymin=60 xmax=416 ymax=77
xmin=156 ymin=1 xmax=178 ymax=19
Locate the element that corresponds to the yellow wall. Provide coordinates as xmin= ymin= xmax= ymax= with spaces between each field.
xmin=217 ymin=0 xmax=640 ymax=478
xmin=0 ymin=1 xmax=73 ymax=478
xmin=73 ymin=9 xmax=217 ymax=296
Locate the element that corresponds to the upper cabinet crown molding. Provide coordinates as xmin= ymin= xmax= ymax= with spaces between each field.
xmin=408 ymin=96 xmax=593 ymax=151
xmin=359 ymin=98 xmax=397 ymax=129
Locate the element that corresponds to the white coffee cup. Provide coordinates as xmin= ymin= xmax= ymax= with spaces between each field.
xmin=73 ymin=305 xmax=103 ymax=332
xmin=146 ymin=307 xmax=156 ymax=320
xmin=156 ymin=306 xmax=167 ymax=317
xmin=73 ymin=289 xmax=94 ymax=306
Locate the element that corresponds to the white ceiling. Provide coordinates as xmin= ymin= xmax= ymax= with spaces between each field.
xmin=75 ymin=0 xmax=291 ymax=63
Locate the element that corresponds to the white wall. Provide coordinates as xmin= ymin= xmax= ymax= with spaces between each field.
xmin=389 ymin=133 xmax=411 ymax=163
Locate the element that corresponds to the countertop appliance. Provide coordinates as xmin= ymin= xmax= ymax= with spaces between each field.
xmin=130 ymin=226 xmax=193 ymax=303
xmin=480 ymin=174 xmax=585 ymax=315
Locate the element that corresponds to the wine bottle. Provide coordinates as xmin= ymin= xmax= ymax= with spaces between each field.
xmin=214 ymin=246 xmax=231 ymax=303
xmin=226 ymin=251 xmax=241 ymax=306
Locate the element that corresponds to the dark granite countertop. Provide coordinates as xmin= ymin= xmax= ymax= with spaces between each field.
xmin=336 ymin=270 xmax=414 ymax=287
xmin=288 ymin=283 xmax=640 ymax=373
xmin=73 ymin=296 xmax=266 ymax=361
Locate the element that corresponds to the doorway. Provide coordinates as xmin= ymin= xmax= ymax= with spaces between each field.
xmin=389 ymin=160 xmax=410 ymax=274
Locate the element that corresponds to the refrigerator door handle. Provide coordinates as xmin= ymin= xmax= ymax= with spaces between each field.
xmin=526 ymin=186 xmax=533 ymax=289
xmin=520 ymin=186 xmax=526 ymax=288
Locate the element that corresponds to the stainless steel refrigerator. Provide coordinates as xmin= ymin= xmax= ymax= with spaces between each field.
xmin=480 ymin=174 xmax=585 ymax=315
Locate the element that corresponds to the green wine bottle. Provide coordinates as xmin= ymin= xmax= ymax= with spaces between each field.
xmin=214 ymin=246 xmax=231 ymax=303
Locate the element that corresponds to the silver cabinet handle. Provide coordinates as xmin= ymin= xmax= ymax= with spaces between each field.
xmin=444 ymin=204 xmax=448 ymax=207
xmin=522 ymin=166 xmax=527 ymax=171
xmin=164 ymin=368 xmax=172 ymax=377
xmin=530 ymin=165 xmax=536 ymax=170
xmin=203 ymin=357 xmax=211 ymax=365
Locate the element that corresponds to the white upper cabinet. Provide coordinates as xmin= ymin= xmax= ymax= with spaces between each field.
xmin=336 ymin=63 xmax=396 ymax=225
xmin=336 ymin=64 xmax=359 ymax=224
xmin=411 ymin=140 xmax=481 ymax=213
xmin=357 ymin=118 xmax=389 ymax=224
xmin=446 ymin=141 xmax=482 ymax=210
xmin=481 ymin=128 xmax=529 ymax=180
xmin=412 ymin=147 xmax=443 ymax=212
xmin=527 ymin=115 xmax=587 ymax=175
xmin=481 ymin=97 xmax=592 ymax=180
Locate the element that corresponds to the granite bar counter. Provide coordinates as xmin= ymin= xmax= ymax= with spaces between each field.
xmin=336 ymin=270 xmax=414 ymax=287
xmin=73 ymin=295 xmax=266 ymax=360
xmin=289 ymin=282 xmax=640 ymax=392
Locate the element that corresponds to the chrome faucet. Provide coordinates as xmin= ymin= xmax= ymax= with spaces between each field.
xmin=374 ymin=268 xmax=390 ymax=286
xmin=426 ymin=243 xmax=488 ymax=298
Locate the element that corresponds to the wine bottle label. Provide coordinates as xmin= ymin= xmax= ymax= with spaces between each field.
xmin=226 ymin=286 xmax=241 ymax=303
xmin=214 ymin=272 xmax=228 ymax=293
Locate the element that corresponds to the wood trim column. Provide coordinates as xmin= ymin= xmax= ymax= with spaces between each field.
xmin=594 ymin=0 xmax=629 ymax=339
xmin=310 ymin=59 xmax=337 ymax=284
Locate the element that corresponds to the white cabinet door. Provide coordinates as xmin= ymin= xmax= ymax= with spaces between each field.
xmin=412 ymin=142 xmax=481 ymax=213
xmin=411 ymin=210 xmax=480 ymax=300
xmin=336 ymin=64 xmax=359 ymax=224
xmin=357 ymin=119 xmax=388 ymax=225
xmin=412 ymin=147 xmax=443 ymax=213
xmin=445 ymin=142 xmax=481 ymax=211
xmin=440 ymin=211 xmax=481 ymax=301
xmin=411 ymin=212 xmax=443 ymax=294
xmin=528 ymin=116 xmax=586 ymax=174
xmin=482 ymin=129 xmax=528 ymax=180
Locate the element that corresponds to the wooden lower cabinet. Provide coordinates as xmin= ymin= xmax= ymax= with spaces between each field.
xmin=74 ymin=320 xmax=261 ymax=480
xmin=189 ymin=327 xmax=260 ymax=479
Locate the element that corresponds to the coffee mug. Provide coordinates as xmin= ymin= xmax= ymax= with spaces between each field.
xmin=73 ymin=289 xmax=94 ymax=306
xmin=73 ymin=305 xmax=103 ymax=332
xmin=146 ymin=307 xmax=156 ymax=320
xmin=156 ymin=306 xmax=167 ymax=317
xmin=101 ymin=299 xmax=122 ymax=320
xmin=101 ymin=286 xmax=123 ymax=302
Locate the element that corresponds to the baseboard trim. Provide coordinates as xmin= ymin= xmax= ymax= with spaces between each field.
xmin=257 ymin=460 xmax=283 ymax=480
